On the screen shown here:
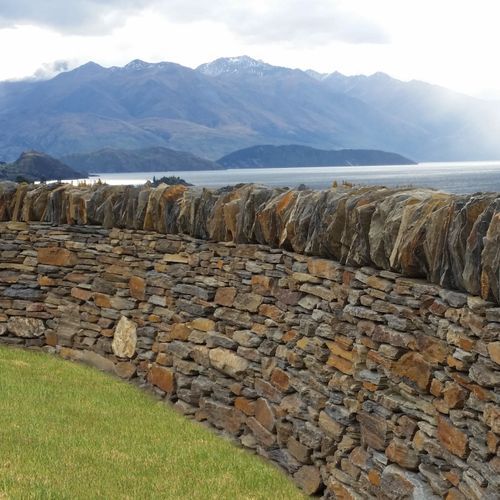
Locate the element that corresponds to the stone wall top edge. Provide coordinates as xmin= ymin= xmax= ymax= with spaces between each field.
xmin=2 ymin=181 xmax=500 ymax=302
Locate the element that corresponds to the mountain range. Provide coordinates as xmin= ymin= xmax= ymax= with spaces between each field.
xmin=1 ymin=55 xmax=500 ymax=162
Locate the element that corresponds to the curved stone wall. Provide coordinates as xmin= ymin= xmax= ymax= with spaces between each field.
xmin=0 ymin=221 xmax=498 ymax=498
xmin=2 ymin=181 xmax=500 ymax=302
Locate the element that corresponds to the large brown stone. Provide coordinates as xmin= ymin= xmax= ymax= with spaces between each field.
xmin=287 ymin=436 xmax=312 ymax=464
xmin=114 ymin=362 xmax=137 ymax=379
xmin=487 ymin=341 xmax=500 ymax=364
xmin=201 ymin=398 xmax=246 ymax=434
xmin=358 ymin=411 xmax=389 ymax=451
xmin=254 ymin=379 xmax=282 ymax=403
xmin=293 ymin=465 xmax=322 ymax=495
xmin=247 ymin=416 xmax=276 ymax=447
xmin=70 ymin=287 xmax=93 ymax=301
xmin=209 ymin=347 xmax=249 ymax=378
xmin=414 ymin=335 xmax=448 ymax=364
xmin=251 ymin=274 xmax=273 ymax=295
xmin=442 ymin=383 xmax=468 ymax=409
xmin=190 ymin=318 xmax=215 ymax=332
xmin=254 ymin=398 xmax=275 ymax=431
xmin=319 ymin=410 xmax=344 ymax=439
xmin=169 ymin=323 xmax=192 ymax=340
xmin=214 ymin=287 xmax=237 ymax=307
xmin=393 ymin=352 xmax=432 ymax=391
xmin=37 ymin=247 xmax=77 ymax=267
xmin=326 ymin=480 xmax=361 ymax=500
xmin=213 ymin=307 xmax=252 ymax=328
xmin=380 ymin=465 xmax=439 ymax=499
xmin=307 ymin=258 xmax=341 ymax=280
xmin=437 ymin=415 xmax=469 ymax=459
xmin=270 ymin=367 xmax=290 ymax=392
xmin=148 ymin=364 xmax=175 ymax=393
xmin=233 ymin=292 xmax=263 ymax=313
xmin=129 ymin=276 xmax=146 ymax=300
xmin=385 ymin=439 xmax=419 ymax=470
xmin=94 ymin=293 xmax=112 ymax=308
xmin=234 ymin=397 xmax=255 ymax=416
xmin=258 ymin=303 xmax=284 ymax=321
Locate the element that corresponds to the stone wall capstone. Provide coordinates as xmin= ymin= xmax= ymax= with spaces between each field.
xmin=0 ymin=221 xmax=498 ymax=499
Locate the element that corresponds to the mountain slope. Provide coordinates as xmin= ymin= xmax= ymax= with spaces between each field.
xmin=0 ymin=56 xmax=499 ymax=162
xmin=61 ymin=146 xmax=222 ymax=173
xmin=217 ymin=145 xmax=416 ymax=168
xmin=322 ymin=72 xmax=500 ymax=160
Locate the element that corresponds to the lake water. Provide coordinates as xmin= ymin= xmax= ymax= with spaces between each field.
xmin=72 ymin=161 xmax=500 ymax=194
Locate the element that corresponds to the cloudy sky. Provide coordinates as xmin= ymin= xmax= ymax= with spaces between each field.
xmin=0 ymin=0 xmax=498 ymax=97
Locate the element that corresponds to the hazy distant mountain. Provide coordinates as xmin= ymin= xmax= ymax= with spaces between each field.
xmin=304 ymin=69 xmax=328 ymax=81
xmin=321 ymin=71 xmax=500 ymax=160
xmin=0 ymin=151 xmax=84 ymax=182
xmin=62 ymin=146 xmax=222 ymax=173
xmin=1 ymin=56 xmax=500 ymax=162
xmin=217 ymin=144 xmax=415 ymax=168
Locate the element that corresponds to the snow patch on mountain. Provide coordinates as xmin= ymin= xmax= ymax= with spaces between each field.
xmin=196 ymin=56 xmax=277 ymax=77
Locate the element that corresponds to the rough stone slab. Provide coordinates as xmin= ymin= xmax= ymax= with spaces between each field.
xmin=7 ymin=317 xmax=45 ymax=338
xmin=112 ymin=316 xmax=137 ymax=358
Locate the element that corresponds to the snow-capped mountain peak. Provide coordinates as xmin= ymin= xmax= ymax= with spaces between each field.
xmin=123 ymin=59 xmax=156 ymax=71
xmin=196 ymin=55 xmax=275 ymax=77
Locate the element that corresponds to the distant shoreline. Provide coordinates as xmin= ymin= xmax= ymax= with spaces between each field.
xmin=60 ymin=160 xmax=500 ymax=195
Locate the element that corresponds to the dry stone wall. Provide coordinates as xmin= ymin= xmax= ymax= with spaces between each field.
xmin=0 ymin=221 xmax=499 ymax=499
xmin=3 ymin=181 xmax=500 ymax=303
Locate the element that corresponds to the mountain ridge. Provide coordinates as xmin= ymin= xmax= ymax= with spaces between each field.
xmin=62 ymin=146 xmax=222 ymax=173
xmin=1 ymin=55 xmax=499 ymax=162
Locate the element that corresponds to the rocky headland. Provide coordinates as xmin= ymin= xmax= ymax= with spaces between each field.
xmin=0 ymin=151 xmax=85 ymax=182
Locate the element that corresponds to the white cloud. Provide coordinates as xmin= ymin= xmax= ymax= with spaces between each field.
xmin=31 ymin=60 xmax=74 ymax=80
xmin=234 ymin=0 xmax=388 ymax=45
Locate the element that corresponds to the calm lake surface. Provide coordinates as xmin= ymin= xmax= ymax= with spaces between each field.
xmin=76 ymin=161 xmax=500 ymax=194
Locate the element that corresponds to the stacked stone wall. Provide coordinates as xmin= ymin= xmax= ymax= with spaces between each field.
xmin=0 ymin=221 xmax=498 ymax=498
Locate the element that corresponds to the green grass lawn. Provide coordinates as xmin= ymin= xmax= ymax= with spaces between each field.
xmin=0 ymin=345 xmax=305 ymax=499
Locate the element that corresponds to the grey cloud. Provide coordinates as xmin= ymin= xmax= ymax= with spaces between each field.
xmin=0 ymin=0 xmax=388 ymax=45
xmin=0 ymin=0 xmax=150 ymax=34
